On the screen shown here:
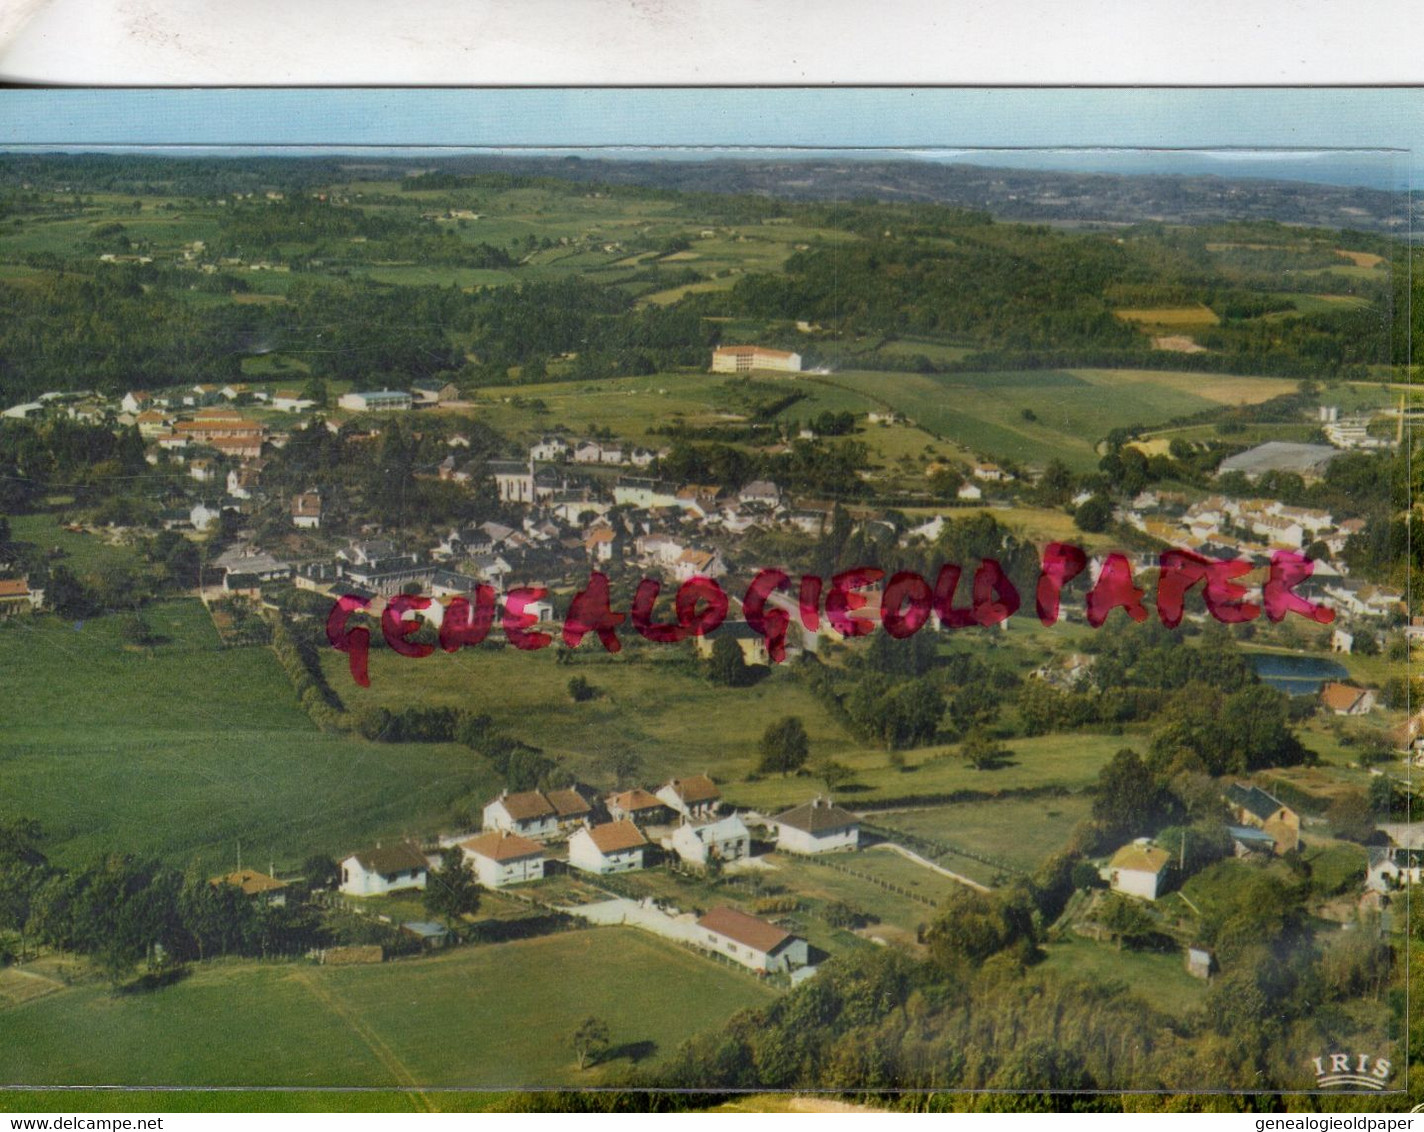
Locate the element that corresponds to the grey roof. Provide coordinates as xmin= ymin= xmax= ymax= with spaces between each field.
xmin=1226 ymin=783 xmax=1289 ymax=823
xmin=1226 ymin=824 xmax=1276 ymax=845
xmin=774 ymin=798 xmax=859 ymax=835
xmin=1217 ymin=442 xmax=1341 ymax=478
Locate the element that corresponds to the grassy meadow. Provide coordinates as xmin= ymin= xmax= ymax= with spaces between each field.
xmin=324 ymin=635 xmax=1138 ymax=812
xmin=0 ymin=600 xmax=498 ymax=870
xmin=0 ymin=928 xmax=775 ymax=1088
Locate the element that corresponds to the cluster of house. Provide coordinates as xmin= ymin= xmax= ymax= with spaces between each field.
xmin=316 ymin=784 xmax=860 ymax=976
xmin=334 ymin=780 xmax=860 ymax=895
xmin=1104 ymin=781 xmax=1302 ymax=903
xmin=1123 ymin=489 xmax=1356 ymax=558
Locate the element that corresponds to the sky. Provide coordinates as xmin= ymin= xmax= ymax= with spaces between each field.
xmin=0 ymin=89 xmax=1418 ymax=191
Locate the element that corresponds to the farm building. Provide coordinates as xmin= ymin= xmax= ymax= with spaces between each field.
xmin=656 ymin=775 xmax=721 ymax=820
xmin=696 ymin=906 xmax=808 ymax=974
xmin=1226 ymin=825 xmax=1278 ymax=857
xmin=459 ymin=830 xmax=546 ymax=888
xmin=1186 ymin=947 xmax=1216 ymax=980
xmin=568 ymin=820 xmax=648 ymax=875
xmin=711 ymin=345 xmax=802 ymax=374
xmin=339 ymin=843 xmax=429 ymax=896
xmin=1224 ymin=782 xmax=1300 ymax=853
xmin=1107 ymin=842 xmax=1171 ymax=901
xmin=338 ymin=389 xmax=413 ymax=412
xmin=1216 ymin=442 xmax=1340 ymax=482
xmin=771 ymin=798 xmax=860 ymax=854
xmin=483 ymin=790 xmax=560 ymax=841
xmin=669 ymin=813 xmax=751 ymax=868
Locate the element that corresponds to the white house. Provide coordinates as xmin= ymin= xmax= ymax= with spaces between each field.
xmin=529 ymin=436 xmax=569 ymax=462
xmin=605 ymin=788 xmax=674 ymax=825
xmin=1367 ymin=846 xmax=1424 ymax=893
xmin=482 ymin=790 xmax=559 ymax=841
xmin=656 ymin=775 xmax=722 ymax=820
xmin=1106 ymin=842 xmax=1171 ymax=901
xmin=291 ymin=490 xmax=323 ymax=530
xmin=669 ymin=813 xmax=751 ymax=868
xmin=771 ymin=798 xmax=860 ymax=854
xmin=189 ymin=501 xmax=219 ymax=532
xmin=459 ymin=830 xmax=546 ymax=888
xmin=696 ymin=906 xmax=809 ymax=973
xmin=339 ymin=843 xmax=429 ymax=896
xmin=568 ymin=820 xmax=647 ymax=874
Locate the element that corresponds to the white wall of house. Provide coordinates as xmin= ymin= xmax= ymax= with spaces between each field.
xmin=339 ymin=857 xmax=428 ymax=897
xmin=466 ymin=851 xmax=544 ymax=889
xmin=482 ymin=801 xmax=558 ymax=841
xmin=568 ymin=831 xmax=644 ymax=874
xmin=1110 ymin=867 xmax=1163 ymax=901
xmin=701 ymin=931 xmax=809 ymax=973
xmin=776 ymin=824 xmax=858 ymax=855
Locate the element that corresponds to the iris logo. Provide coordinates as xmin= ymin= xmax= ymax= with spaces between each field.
xmin=1311 ymin=1053 xmax=1391 ymax=1090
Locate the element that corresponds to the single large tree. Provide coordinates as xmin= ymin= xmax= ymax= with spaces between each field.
xmin=759 ymin=716 xmax=810 ymax=776
xmin=707 ymin=633 xmax=752 ymax=687
xmin=422 ymin=847 xmax=481 ymax=926
xmin=571 ymin=1016 xmax=610 ymax=1071
xmin=1092 ymin=748 xmax=1171 ymax=838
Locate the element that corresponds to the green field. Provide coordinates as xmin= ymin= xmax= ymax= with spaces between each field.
xmin=1 ymin=601 xmax=498 ymax=870
xmin=1035 ymin=936 xmax=1207 ymax=1016
xmin=872 ymin=793 xmax=1094 ymax=880
xmin=0 ymin=928 xmax=775 ymax=1088
xmin=7 ymin=513 xmax=143 ymax=575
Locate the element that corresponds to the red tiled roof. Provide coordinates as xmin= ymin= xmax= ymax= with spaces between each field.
xmin=585 ymin=820 xmax=647 ymax=854
xmin=210 ymin=869 xmax=287 ymax=896
xmin=0 ymin=579 xmax=30 ymax=598
xmin=460 ymin=830 xmax=544 ymax=862
xmin=493 ymin=790 xmax=556 ymax=821
xmin=607 ymin=788 xmax=665 ymax=815
xmin=697 ymin=906 xmax=793 ymax=954
xmin=545 ymin=788 xmax=592 ymax=818
xmin=664 ymin=775 xmax=720 ymax=805
xmin=1321 ymin=682 xmax=1368 ymax=713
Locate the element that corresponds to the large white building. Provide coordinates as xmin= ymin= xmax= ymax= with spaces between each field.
xmin=338 ymin=389 xmax=413 ymax=412
xmin=459 ymin=830 xmax=546 ymax=888
xmin=771 ymin=798 xmax=860 ymax=854
xmin=339 ymin=843 xmax=429 ymax=896
xmin=711 ymin=345 xmax=802 ymax=374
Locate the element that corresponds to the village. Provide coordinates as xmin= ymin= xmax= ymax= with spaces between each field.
xmin=0 ymin=154 xmax=1416 ymax=1093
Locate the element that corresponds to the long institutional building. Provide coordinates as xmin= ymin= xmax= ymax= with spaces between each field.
xmin=711 ymin=345 xmax=802 ymax=374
